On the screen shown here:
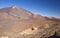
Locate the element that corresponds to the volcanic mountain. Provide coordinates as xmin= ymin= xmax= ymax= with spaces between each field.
xmin=0 ymin=6 xmax=44 ymax=32
xmin=0 ymin=6 xmax=60 ymax=38
xmin=0 ymin=6 xmax=33 ymax=20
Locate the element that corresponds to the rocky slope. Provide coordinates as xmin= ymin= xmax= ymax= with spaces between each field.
xmin=0 ymin=6 xmax=60 ymax=38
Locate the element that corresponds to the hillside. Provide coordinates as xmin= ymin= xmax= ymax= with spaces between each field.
xmin=0 ymin=6 xmax=60 ymax=38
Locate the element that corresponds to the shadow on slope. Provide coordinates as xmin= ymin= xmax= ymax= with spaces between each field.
xmin=48 ymin=32 xmax=60 ymax=38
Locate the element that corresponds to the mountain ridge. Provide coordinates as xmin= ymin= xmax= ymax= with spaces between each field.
xmin=0 ymin=6 xmax=60 ymax=38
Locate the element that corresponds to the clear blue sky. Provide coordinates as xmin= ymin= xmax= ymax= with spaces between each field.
xmin=0 ymin=0 xmax=60 ymax=18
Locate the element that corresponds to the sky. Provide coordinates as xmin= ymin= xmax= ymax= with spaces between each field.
xmin=0 ymin=0 xmax=60 ymax=18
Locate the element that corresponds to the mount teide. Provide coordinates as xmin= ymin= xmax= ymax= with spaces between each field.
xmin=0 ymin=6 xmax=60 ymax=37
xmin=0 ymin=6 xmax=33 ymax=20
xmin=0 ymin=6 xmax=46 ymax=33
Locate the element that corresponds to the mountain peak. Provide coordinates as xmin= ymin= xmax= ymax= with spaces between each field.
xmin=11 ymin=6 xmax=18 ymax=9
xmin=0 ymin=6 xmax=33 ymax=20
xmin=12 ymin=6 xmax=17 ymax=8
